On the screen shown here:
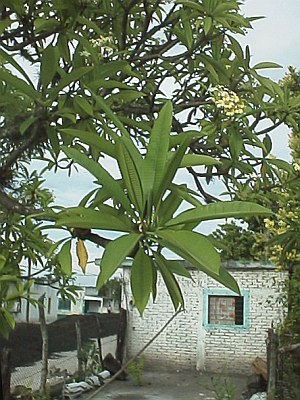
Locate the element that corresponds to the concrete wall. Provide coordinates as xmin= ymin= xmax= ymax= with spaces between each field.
xmin=124 ymin=264 xmax=285 ymax=374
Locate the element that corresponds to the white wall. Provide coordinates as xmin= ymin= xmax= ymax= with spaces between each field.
xmin=13 ymin=284 xmax=85 ymax=323
xmin=124 ymin=264 xmax=286 ymax=374
xmin=13 ymin=284 xmax=59 ymax=323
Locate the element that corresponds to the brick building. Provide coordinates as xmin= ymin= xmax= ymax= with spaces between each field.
xmin=123 ymin=261 xmax=285 ymax=374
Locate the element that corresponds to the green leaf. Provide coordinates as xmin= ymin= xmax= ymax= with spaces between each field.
xmin=256 ymin=75 xmax=276 ymax=94
xmin=61 ymin=129 xmax=116 ymax=158
xmin=157 ymin=229 xmax=220 ymax=276
xmin=165 ymin=260 xmax=192 ymax=279
xmin=40 ymin=45 xmax=59 ymax=88
xmin=268 ymin=159 xmax=294 ymax=173
xmin=181 ymin=12 xmax=193 ymax=49
xmin=166 ymin=201 xmax=272 ymax=227
xmin=229 ymin=131 xmax=243 ymax=160
xmin=58 ymin=240 xmax=72 ymax=276
xmin=74 ymin=96 xmax=94 ymax=117
xmin=107 ymin=90 xmax=144 ymax=104
xmin=154 ymin=138 xmax=190 ymax=206
xmin=62 ymin=146 xmax=132 ymax=213
xmin=0 ymin=275 xmax=19 ymax=282
xmin=253 ymin=62 xmax=282 ymax=70
xmin=0 ymin=70 xmax=38 ymax=99
xmin=151 ymin=266 xmax=158 ymax=303
xmin=2 ymin=309 xmax=15 ymax=330
xmin=154 ymin=253 xmax=184 ymax=310
xmin=97 ymin=233 xmax=141 ymax=289
xmin=169 ymin=130 xmax=207 ymax=148
xmin=180 ymin=154 xmax=221 ymax=167
xmin=89 ymin=79 xmax=135 ymax=91
xmin=50 ymin=67 xmax=93 ymax=97
xmin=0 ymin=49 xmax=33 ymax=84
xmin=56 ymin=207 xmax=133 ymax=232
xmin=0 ymin=18 xmax=11 ymax=35
xmin=131 ymin=248 xmax=153 ymax=315
xmin=178 ymin=0 xmax=204 ymax=13
xmin=0 ymin=314 xmax=10 ymax=340
xmin=213 ymin=266 xmax=240 ymax=294
xmin=228 ymin=35 xmax=243 ymax=59
xmin=87 ymin=61 xmax=128 ymax=82
xmin=158 ymin=189 xmax=183 ymax=225
xmin=143 ymin=101 xmax=172 ymax=202
xmin=57 ymin=34 xmax=71 ymax=63
xmin=89 ymin=90 xmax=130 ymax=138
xmin=203 ymin=16 xmax=212 ymax=35
xmin=19 ymin=116 xmax=38 ymax=135
xmin=0 ymin=255 xmax=6 ymax=272
xmin=117 ymin=140 xmax=144 ymax=213
xmin=263 ymin=134 xmax=272 ymax=156
xmin=157 ymin=232 xmax=239 ymax=294
xmin=169 ymin=184 xmax=203 ymax=208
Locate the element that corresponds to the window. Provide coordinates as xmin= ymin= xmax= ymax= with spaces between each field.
xmin=58 ymin=298 xmax=71 ymax=311
xmin=208 ymin=295 xmax=244 ymax=325
xmin=48 ymin=297 xmax=52 ymax=314
xmin=203 ymin=289 xmax=249 ymax=329
xmin=11 ymin=299 xmax=22 ymax=313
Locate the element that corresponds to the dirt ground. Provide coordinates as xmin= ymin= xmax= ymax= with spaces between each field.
xmin=87 ymin=369 xmax=249 ymax=400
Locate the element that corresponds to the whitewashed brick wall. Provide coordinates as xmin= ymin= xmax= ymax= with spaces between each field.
xmin=123 ymin=263 xmax=286 ymax=374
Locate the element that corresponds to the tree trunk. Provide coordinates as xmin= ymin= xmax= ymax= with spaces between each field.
xmin=96 ymin=316 xmax=104 ymax=370
xmin=38 ymin=294 xmax=48 ymax=396
xmin=0 ymin=348 xmax=11 ymax=400
xmin=26 ymin=259 xmax=32 ymax=323
xmin=75 ymin=320 xmax=83 ymax=379
xmin=116 ymin=308 xmax=127 ymax=364
xmin=267 ymin=328 xmax=278 ymax=400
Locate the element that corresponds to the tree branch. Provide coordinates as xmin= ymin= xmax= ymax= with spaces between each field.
xmin=187 ymin=167 xmax=219 ymax=203
xmin=0 ymin=188 xmax=40 ymax=215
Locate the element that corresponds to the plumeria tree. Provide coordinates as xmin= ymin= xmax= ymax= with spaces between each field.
xmin=1 ymin=0 xmax=300 ymax=329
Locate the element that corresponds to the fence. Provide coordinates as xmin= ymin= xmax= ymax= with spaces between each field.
xmin=266 ymin=328 xmax=300 ymax=400
xmin=0 ymin=311 xmax=127 ymax=398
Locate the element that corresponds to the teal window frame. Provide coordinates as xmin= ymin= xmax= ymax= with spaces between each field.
xmin=203 ymin=288 xmax=250 ymax=331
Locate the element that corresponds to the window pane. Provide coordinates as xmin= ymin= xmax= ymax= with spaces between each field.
xmin=208 ymin=296 xmax=244 ymax=326
xmin=58 ymin=298 xmax=71 ymax=311
xmin=235 ymin=296 xmax=244 ymax=325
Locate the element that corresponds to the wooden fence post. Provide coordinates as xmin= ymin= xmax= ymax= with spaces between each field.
xmin=38 ymin=294 xmax=48 ymax=397
xmin=116 ymin=308 xmax=127 ymax=364
xmin=96 ymin=316 xmax=104 ymax=370
xmin=0 ymin=348 xmax=11 ymax=400
xmin=267 ymin=328 xmax=279 ymax=400
xmin=75 ymin=320 xmax=83 ymax=379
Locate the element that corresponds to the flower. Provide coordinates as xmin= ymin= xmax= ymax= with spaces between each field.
xmin=293 ymin=162 xmax=300 ymax=172
xmin=79 ymin=50 xmax=91 ymax=58
xmin=211 ymin=85 xmax=245 ymax=117
xmin=91 ymin=35 xmax=114 ymax=53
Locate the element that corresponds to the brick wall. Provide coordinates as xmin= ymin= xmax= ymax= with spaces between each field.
xmin=124 ymin=263 xmax=286 ymax=374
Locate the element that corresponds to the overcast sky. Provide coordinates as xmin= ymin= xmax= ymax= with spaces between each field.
xmin=35 ymin=1 xmax=300 ymax=282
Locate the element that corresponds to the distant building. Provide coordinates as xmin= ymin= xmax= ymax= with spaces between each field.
xmin=84 ymin=286 xmax=104 ymax=314
xmin=12 ymin=280 xmax=84 ymax=322
xmin=123 ymin=260 xmax=286 ymax=374
xmin=11 ymin=274 xmax=121 ymax=323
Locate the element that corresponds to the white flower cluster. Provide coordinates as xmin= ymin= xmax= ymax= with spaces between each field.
xmin=293 ymin=162 xmax=300 ymax=172
xmin=91 ymin=35 xmax=114 ymax=49
xmin=211 ymin=85 xmax=244 ymax=117
xmin=79 ymin=35 xmax=114 ymax=61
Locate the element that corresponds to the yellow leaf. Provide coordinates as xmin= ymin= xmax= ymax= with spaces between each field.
xmin=76 ymin=239 xmax=88 ymax=273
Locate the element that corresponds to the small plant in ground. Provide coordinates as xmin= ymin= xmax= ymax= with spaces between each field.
xmin=126 ymin=356 xmax=145 ymax=386
xmin=209 ymin=375 xmax=236 ymax=400
xmin=79 ymin=340 xmax=101 ymax=378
